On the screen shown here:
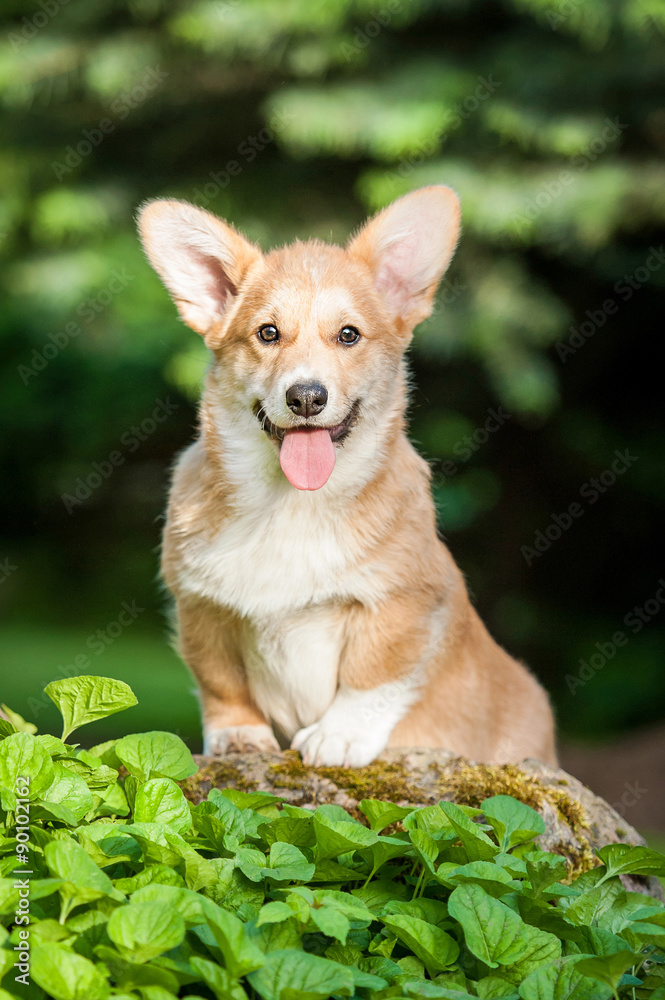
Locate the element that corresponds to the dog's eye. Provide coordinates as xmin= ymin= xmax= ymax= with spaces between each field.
xmin=338 ymin=325 xmax=361 ymax=345
xmin=258 ymin=324 xmax=280 ymax=343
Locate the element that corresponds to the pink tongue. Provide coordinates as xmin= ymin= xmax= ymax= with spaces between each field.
xmin=279 ymin=428 xmax=336 ymax=491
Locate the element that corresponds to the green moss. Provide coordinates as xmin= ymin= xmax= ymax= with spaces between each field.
xmin=437 ymin=761 xmax=598 ymax=877
xmin=180 ymin=759 xmax=257 ymax=804
xmin=435 ymin=762 xmax=547 ymax=812
xmin=270 ymin=751 xmax=415 ymax=808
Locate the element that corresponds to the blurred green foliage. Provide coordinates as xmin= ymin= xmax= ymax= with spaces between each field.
xmin=0 ymin=0 xmax=664 ymax=747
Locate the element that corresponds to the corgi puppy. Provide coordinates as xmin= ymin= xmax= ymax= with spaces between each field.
xmin=138 ymin=187 xmax=557 ymax=768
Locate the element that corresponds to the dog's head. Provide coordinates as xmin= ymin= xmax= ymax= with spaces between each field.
xmin=138 ymin=187 xmax=460 ymax=493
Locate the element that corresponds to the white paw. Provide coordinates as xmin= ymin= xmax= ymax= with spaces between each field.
xmin=291 ymin=720 xmax=386 ymax=768
xmin=203 ymin=724 xmax=280 ymax=756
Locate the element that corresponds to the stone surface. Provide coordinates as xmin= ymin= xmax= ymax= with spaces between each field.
xmin=181 ymin=747 xmax=663 ymax=900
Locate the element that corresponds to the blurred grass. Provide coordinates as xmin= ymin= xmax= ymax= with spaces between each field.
xmin=0 ymin=625 xmax=201 ymax=750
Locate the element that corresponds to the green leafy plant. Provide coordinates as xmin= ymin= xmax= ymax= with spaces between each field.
xmin=1 ymin=676 xmax=665 ymax=1000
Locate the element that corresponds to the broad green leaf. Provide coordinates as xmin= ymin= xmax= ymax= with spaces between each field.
xmin=281 ymin=886 xmax=313 ymax=922
xmin=439 ymin=801 xmax=499 ymax=861
xmin=478 ymin=977 xmax=521 ymax=999
xmin=31 ymin=943 xmax=109 ymax=1000
xmin=360 ymin=799 xmax=415 ymax=833
xmin=0 ymin=877 xmax=63 ymax=915
xmin=237 ymin=843 xmax=315 ymax=883
xmin=207 ymin=857 xmax=265 ymax=912
xmin=114 ymin=864 xmax=186 ymax=893
xmin=495 ymin=853 xmax=529 ymax=878
xmin=358 ymin=955 xmax=403 ymax=982
xmin=134 ymin=777 xmax=192 ymax=833
xmin=95 ymin=777 xmax=129 ymax=817
xmin=311 ymin=859 xmax=365 ymax=882
xmin=259 ymin=815 xmax=315 ymax=848
xmin=316 ymin=803 xmax=364 ymax=823
xmin=410 ymin=829 xmax=441 ymax=874
xmin=447 ymin=860 xmax=517 ymax=898
xmin=383 ymin=898 xmax=448 ymax=924
xmin=575 ymin=950 xmax=640 ymax=991
xmin=169 ymin=838 xmax=217 ymax=891
xmin=42 ymin=762 xmax=95 ymax=822
xmin=220 ymin=788 xmax=282 ymax=811
xmin=362 ymin=835 xmax=411 ymax=874
xmin=107 ymin=900 xmax=186 ymax=963
xmin=59 ymin=756 xmax=118 ymax=791
xmin=36 ymin=734 xmax=69 ymax=755
xmin=499 ymin=923 xmax=562 ymax=985
xmin=448 ymin=883 xmax=532 ymax=968
xmin=482 ymin=796 xmax=545 ymax=852
xmin=595 ymin=890 xmax=663 ymax=935
xmin=381 ymin=914 xmax=460 ymax=976
xmin=94 ymin=943 xmax=180 ymax=993
xmin=309 ymin=905 xmax=350 ymax=943
xmin=596 ymin=844 xmax=665 ymax=883
xmin=31 ymin=800 xmax=79 ymax=826
xmin=400 ymin=981 xmax=476 ymax=999
xmin=0 ymin=732 xmax=55 ymax=808
xmin=208 ymin=789 xmax=247 ymax=844
xmin=352 ymin=878 xmax=410 ymax=912
xmin=115 ymin=731 xmax=197 ymax=781
xmin=525 ymin=853 xmax=570 ymax=898
xmin=250 ymin=916 xmax=304 ymax=954
xmin=132 ymin=882 xmax=216 ymax=925
xmin=519 ymin=956 xmax=613 ymax=1000
xmin=77 ymin=827 xmax=135 ymax=868
xmin=206 ymin=903 xmax=266 ymax=978
xmin=576 ymin=925 xmax=637 ymax=957
xmin=257 ymin=901 xmax=295 ymax=926
xmin=45 ymin=676 xmax=137 ymax=741
xmin=80 ymin=823 xmax=142 ymax=866
xmin=0 ymin=948 xmax=14 ymax=980
xmin=267 ymin=842 xmax=316 ymax=882
xmin=87 ymin=738 xmax=122 ymax=767
xmin=564 ymin=880 xmax=624 ymax=928
xmin=403 ymin=804 xmax=457 ymax=840
xmin=516 ymin=896 xmax=585 ymax=945
xmin=193 ymin=801 xmax=231 ymax=853
xmin=190 ymin=956 xmax=249 ymax=1000
xmin=305 ymin=889 xmax=375 ymax=925
xmin=248 ymin=947 xmax=355 ymax=1000
xmin=313 ymin=812 xmax=378 ymax=861
xmin=45 ymin=840 xmax=124 ymax=911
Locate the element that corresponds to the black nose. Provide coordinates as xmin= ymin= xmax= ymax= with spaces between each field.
xmin=285 ymin=381 xmax=328 ymax=417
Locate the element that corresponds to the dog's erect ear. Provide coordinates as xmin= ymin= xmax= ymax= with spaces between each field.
xmin=137 ymin=199 xmax=261 ymax=337
xmin=348 ymin=186 xmax=460 ymax=328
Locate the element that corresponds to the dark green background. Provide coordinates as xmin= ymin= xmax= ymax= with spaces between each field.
xmin=1 ymin=0 xmax=664 ymax=809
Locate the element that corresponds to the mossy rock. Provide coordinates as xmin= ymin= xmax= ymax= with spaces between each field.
xmin=180 ymin=747 xmax=663 ymax=899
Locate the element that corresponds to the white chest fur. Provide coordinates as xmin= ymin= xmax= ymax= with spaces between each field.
xmin=241 ymin=605 xmax=344 ymax=739
xmin=176 ymin=480 xmax=381 ymax=739
xmin=177 ymin=485 xmax=358 ymax=616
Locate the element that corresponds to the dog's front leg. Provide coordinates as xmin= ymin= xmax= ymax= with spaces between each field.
xmin=177 ymin=597 xmax=280 ymax=756
xmin=291 ymin=594 xmax=432 ymax=767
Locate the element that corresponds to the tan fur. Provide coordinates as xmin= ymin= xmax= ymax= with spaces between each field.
xmin=138 ymin=187 xmax=557 ymax=766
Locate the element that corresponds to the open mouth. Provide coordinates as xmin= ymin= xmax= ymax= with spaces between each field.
xmin=254 ymin=400 xmax=360 ymax=445
xmin=253 ymin=400 xmax=360 ymax=491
